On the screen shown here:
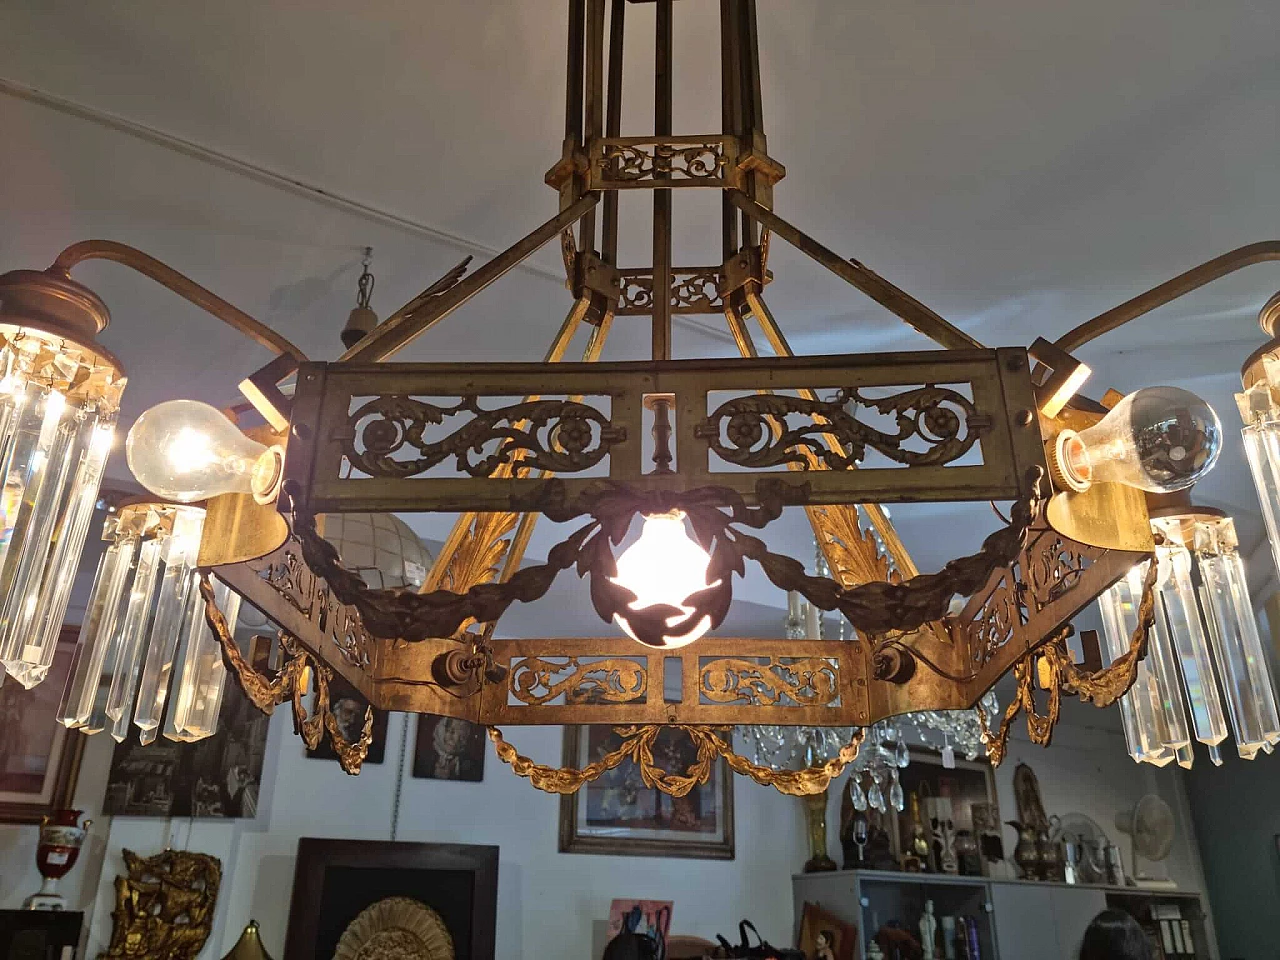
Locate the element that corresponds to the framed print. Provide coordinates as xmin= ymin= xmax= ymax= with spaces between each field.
xmin=283 ymin=838 xmax=498 ymax=960
xmin=0 ymin=626 xmax=85 ymax=823
xmin=558 ymin=725 xmax=734 ymax=860
xmin=103 ymin=646 xmax=270 ymax=817
xmin=413 ymin=715 xmax=485 ymax=781
xmin=305 ymin=675 xmax=387 ymax=765
xmin=887 ymin=749 xmax=998 ymax=864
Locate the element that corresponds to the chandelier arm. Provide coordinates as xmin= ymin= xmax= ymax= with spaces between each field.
xmin=341 ymin=193 xmax=601 ymax=362
xmin=726 ymin=190 xmax=984 ymax=350
xmin=743 ymin=287 xmax=924 ymax=581
xmin=48 ymin=239 xmax=308 ymax=362
xmin=1053 ymin=240 xmax=1280 ymax=355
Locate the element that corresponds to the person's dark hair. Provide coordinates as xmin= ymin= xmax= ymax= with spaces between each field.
xmin=1079 ymin=909 xmax=1152 ymax=960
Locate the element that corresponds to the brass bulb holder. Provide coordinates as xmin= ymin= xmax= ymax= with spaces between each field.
xmin=0 ymin=268 xmax=125 ymax=380
xmin=1046 ymin=429 xmax=1091 ymax=493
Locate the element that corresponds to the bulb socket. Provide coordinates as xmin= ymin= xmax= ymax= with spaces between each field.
xmin=250 ymin=445 xmax=286 ymax=505
xmin=1047 ymin=430 xmax=1091 ymax=493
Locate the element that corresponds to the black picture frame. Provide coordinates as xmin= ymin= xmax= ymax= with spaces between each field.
xmin=283 ymin=839 xmax=498 ymax=960
xmin=304 ymin=676 xmax=388 ymax=765
xmin=413 ymin=715 xmax=486 ymax=781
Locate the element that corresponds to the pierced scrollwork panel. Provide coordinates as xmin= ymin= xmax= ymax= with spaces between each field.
xmin=696 ymin=386 xmax=993 ymax=473
xmin=699 ymin=656 xmax=840 ymax=707
xmin=962 ymin=568 xmax=1026 ymax=668
xmin=337 ymin=394 xmax=625 ymax=481
xmin=591 ymin=136 xmax=732 ymax=188
xmin=509 ymin=656 xmax=648 ymax=706
xmin=1026 ymin=533 xmax=1091 ymax=611
xmin=618 ymin=268 xmax=724 ymax=315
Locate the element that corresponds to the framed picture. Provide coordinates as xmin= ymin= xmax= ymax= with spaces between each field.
xmin=0 ymin=627 xmax=85 ymax=823
xmin=558 ymin=725 xmax=734 ymax=860
xmin=305 ymin=675 xmax=387 ymax=765
xmin=413 ymin=715 xmax=485 ymax=781
xmin=283 ymin=838 xmax=498 ymax=960
xmin=102 ymin=638 xmax=270 ymax=818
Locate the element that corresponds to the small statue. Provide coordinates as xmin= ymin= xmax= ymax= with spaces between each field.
xmin=919 ymin=900 xmax=938 ymax=960
xmin=905 ymin=792 xmax=930 ymax=872
xmin=866 ymin=940 xmax=886 ymax=960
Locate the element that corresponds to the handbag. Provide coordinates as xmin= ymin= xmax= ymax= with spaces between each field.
xmin=714 ymin=920 xmax=806 ymax=960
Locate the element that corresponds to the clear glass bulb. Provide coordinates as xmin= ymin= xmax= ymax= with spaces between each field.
xmin=611 ymin=511 xmax=715 ymax=649
xmin=1053 ymin=386 xmax=1221 ymax=493
xmin=127 ymin=400 xmax=282 ymax=503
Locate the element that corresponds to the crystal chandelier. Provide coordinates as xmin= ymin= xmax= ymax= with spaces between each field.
xmin=738 ymin=534 xmax=993 ymax=813
xmin=0 ymin=0 xmax=1277 ymax=795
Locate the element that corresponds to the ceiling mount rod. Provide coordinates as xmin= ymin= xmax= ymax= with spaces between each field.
xmin=651 ymin=0 xmax=674 ymax=362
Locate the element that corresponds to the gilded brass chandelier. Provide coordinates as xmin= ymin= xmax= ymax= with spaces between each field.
xmin=1 ymin=0 xmax=1279 ymax=794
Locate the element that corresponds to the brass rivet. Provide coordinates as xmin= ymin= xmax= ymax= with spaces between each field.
xmin=1016 ymin=409 xmax=1034 ymax=427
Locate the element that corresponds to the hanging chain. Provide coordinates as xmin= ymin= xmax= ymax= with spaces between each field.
xmin=356 ymin=246 xmax=375 ymax=308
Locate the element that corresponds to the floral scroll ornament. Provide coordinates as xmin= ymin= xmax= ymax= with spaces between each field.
xmin=342 ymin=394 xmax=625 ymax=480
xmin=697 ymin=385 xmax=992 ymax=471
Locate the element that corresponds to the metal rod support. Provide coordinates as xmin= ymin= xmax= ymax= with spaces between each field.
xmin=727 ymin=190 xmax=983 ymax=351
xmin=343 ymin=194 xmax=600 ymax=362
xmin=651 ymin=0 xmax=674 ymax=361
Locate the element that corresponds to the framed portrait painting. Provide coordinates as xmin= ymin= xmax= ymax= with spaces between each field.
xmin=305 ymin=675 xmax=388 ymax=765
xmin=413 ymin=715 xmax=485 ymax=782
xmin=0 ymin=627 xmax=85 ymax=823
xmin=559 ymin=725 xmax=734 ymax=860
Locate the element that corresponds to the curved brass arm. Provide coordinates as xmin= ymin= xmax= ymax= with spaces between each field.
xmin=50 ymin=240 xmax=308 ymax=362
xmin=1054 ymin=241 xmax=1280 ymax=355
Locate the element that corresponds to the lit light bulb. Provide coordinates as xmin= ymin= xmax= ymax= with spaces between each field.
xmin=611 ymin=511 xmax=715 ymax=649
xmin=127 ymin=399 xmax=284 ymax=504
xmin=1049 ymin=386 xmax=1221 ymax=493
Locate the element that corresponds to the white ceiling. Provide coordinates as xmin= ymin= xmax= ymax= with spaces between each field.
xmin=1 ymin=0 xmax=1278 ymax=636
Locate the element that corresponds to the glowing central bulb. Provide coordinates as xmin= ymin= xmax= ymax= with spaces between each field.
xmin=611 ymin=511 xmax=714 ymax=649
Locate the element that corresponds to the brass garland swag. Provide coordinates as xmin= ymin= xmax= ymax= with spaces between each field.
xmin=20 ymin=0 xmax=1280 ymax=797
xmin=199 ymin=575 xmax=374 ymax=775
xmin=978 ymin=559 xmax=1160 ymax=766
xmin=280 ymin=467 xmax=1046 ymax=650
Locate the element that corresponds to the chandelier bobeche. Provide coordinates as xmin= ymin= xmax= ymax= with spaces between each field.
xmin=1 ymin=0 xmax=1278 ymax=794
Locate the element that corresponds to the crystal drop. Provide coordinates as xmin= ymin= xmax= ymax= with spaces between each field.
xmin=851 ymin=775 xmax=867 ymax=812
xmin=868 ymin=769 xmax=884 ymax=811
xmin=896 ymin=734 xmax=910 ymax=768
xmin=890 ymin=769 xmax=905 ymax=812
xmin=942 ymin=735 xmax=956 ymax=769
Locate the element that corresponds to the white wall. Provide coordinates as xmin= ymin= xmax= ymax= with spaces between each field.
xmin=0 ymin=694 xmax=1213 ymax=960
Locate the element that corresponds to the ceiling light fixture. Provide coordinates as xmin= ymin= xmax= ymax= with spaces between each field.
xmin=1 ymin=0 xmax=1277 ymax=795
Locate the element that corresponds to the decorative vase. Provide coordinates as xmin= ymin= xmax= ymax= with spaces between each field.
xmin=802 ymin=790 xmax=838 ymax=872
xmin=1006 ymin=820 xmax=1040 ymax=881
xmin=23 ymin=809 xmax=91 ymax=910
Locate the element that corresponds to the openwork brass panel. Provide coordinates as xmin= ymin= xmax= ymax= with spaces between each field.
xmin=479 ymin=637 xmax=865 ymax=726
xmin=343 ymin=395 xmax=625 ymax=480
xmin=618 ymin=267 xmax=724 ymax=315
xmin=955 ymin=523 xmax=1148 ymax=693
xmin=698 ymin=386 xmax=989 ymax=470
xmin=283 ymin=349 xmax=1045 ymax=515
xmin=698 ymin=656 xmax=840 ymax=707
xmin=589 ymin=135 xmax=736 ymax=189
